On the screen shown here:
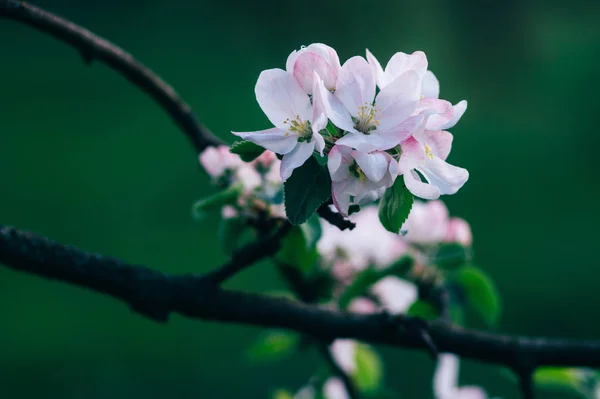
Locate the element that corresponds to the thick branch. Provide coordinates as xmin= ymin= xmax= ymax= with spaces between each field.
xmin=0 ymin=0 xmax=223 ymax=152
xmin=1 ymin=226 xmax=600 ymax=370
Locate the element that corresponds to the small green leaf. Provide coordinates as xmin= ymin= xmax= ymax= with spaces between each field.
xmin=217 ymin=217 xmax=250 ymax=254
xmin=272 ymin=390 xmax=295 ymax=399
xmin=378 ymin=179 xmax=414 ymax=233
xmin=314 ymin=153 xmax=328 ymax=166
xmin=192 ymin=184 xmax=242 ymax=219
xmin=453 ymin=266 xmax=501 ymax=326
xmin=284 ymin=156 xmax=332 ymax=226
xmin=353 ymin=344 xmax=384 ymax=393
xmin=277 ymin=226 xmax=318 ymax=272
xmin=300 ymin=214 xmax=322 ymax=249
xmin=407 ymin=300 xmax=440 ymax=321
xmin=247 ymin=330 xmax=299 ymax=362
xmin=230 ymin=140 xmax=265 ymax=162
xmin=534 ymin=368 xmax=595 ymax=397
xmin=433 ymin=243 xmax=469 ymax=270
xmin=338 ymin=267 xmax=380 ymax=310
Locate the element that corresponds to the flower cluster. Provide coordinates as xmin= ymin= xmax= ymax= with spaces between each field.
xmin=198 ymin=146 xmax=285 ymax=220
xmin=233 ymin=43 xmax=469 ymax=216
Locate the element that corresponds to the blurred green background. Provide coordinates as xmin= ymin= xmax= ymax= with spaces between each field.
xmin=1 ymin=0 xmax=599 ymax=397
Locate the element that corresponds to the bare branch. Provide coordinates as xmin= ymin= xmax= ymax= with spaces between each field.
xmin=2 ymin=225 xmax=600 ymax=371
xmin=0 ymin=0 xmax=224 ymax=153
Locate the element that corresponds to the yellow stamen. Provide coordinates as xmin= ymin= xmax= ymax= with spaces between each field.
xmin=424 ymin=144 xmax=434 ymax=160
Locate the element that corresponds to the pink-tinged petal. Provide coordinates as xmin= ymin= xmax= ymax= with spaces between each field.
xmin=398 ymin=136 xmax=426 ymax=173
xmin=311 ymin=72 xmax=329 ymax=135
xmin=404 ymin=170 xmax=440 ymax=200
xmin=323 ymin=378 xmax=350 ymax=399
xmin=376 ymin=115 xmax=424 ymax=148
xmin=285 ymin=49 xmax=299 ymax=73
xmin=313 ymin=76 xmax=357 ymax=133
xmin=388 ymin=156 xmax=401 ymax=177
xmin=371 ymin=277 xmax=418 ymax=314
xmin=415 ymin=98 xmax=453 ymax=116
xmin=304 ymin=43 xmax=341 ymax=71
xmin=328 ymin=145 xmax=351 ymax=182
xmin=199 ymin=146 xmax=243 ymax=177
xmin=332 ymin=180 xmax=352 ymax=216
xmin=446 ymin=217 xmax=473 ymax=246
xmin=421 ymin=70 xmax=440 ymax=99
xmin=313 ymin=133 xmax=326 ymax=156
xmin=402 ymin=200 xmax=449 ymax=244
xmin=280 ymin=141 xmax=315 ymax=181
xmin=434 ymin=354 xmax=460 ymax=398
xmin=376 ymin=70 xmax=420 ymax=130
xmin=366 ymin=48 xmax=386 ymax=88
xmin=335 ymin=56 xmax=376 ymax=118
xmin=330 ymin=340 xmax=356 ymax=374
xmin=384 ymin=51 xmax=428 ymax=83
xmin=255 ymin=69 xmax=311 ymax=129
xmin=336 ymin=132 xmax=389 ymax=153
xmin=353 ymin=151 xmax=388 ymax=181
xmin=420 ymin=157 xmax=469 ymax=195
xmin=455 ymin=387 xmax=488 ymax=399
xmin=424 ymin=130 xmax=453 ymax=161
xmin=428 ymin=100 xmax=468 ymax=130
xmin=232 ymin=127 xmax=297 ymax=155
xmin=294 ymin=52 xmax=338 ymax=93
xmin=354 ymin=186 xmax=385 ymax=205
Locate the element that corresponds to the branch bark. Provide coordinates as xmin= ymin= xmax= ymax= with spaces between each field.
xmin=2 ymin=225 xmax=600 ymax=370
xmin=0 ymin=0 xmax=223 ymax=153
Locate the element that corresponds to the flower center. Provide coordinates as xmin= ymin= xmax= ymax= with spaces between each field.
xmin=352 ymin=103 xmax=380 ymax=134
xmin=349 ymin=161 xmax=366 ymax=182
xmin=284 ymin=115 xmax=312 ymax=142
xmin=424 ymin=144 xmax=434 ymax=160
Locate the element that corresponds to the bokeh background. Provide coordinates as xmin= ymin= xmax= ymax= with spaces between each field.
xmin=1 ymin=0 xmax=599 ymax=397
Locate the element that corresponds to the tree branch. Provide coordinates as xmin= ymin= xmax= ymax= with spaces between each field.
xmin=0 ymin=0 xmax=223 ymax=153
xmin=2 ymin=225 xmax=600 ymax=371
xmin=317 ymin=203 xmax=356 ymax=231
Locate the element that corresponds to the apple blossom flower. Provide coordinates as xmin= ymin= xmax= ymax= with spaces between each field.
xmin=399 ymin=128 xmax=469 ymax=200
xmin=328 ymin=145 xmax=397 ymax=216
xmin=323 ymin=378 xmax=350 ymax=399
xmin=446 ymin=217 xmax=473 ymax=246
xmin=316 ymin=56 xmax=424 ymax=153
xmin=401 ymin=200 xmax=450 ymax=244
xmin=318 ymin=206 xmax=409 ymax=270
xmin=371 ymin=276 xmax=418 ymax=314
xmin=199 ymin=145 xmax=243 ymax=178
xmin=232 ymin=69 xmax=327 ymax=181
xmin=330 ymin=339 xmax=356 ymax=374
xmin=366 ymin=49 xmax=466 ymax=131
xmin=434 ymin=354 xmax=493 ymax=399
xmin=287 ymin=43 xmax=342 ymax=94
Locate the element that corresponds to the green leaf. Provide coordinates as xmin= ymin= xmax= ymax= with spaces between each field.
xmin=246 ymin=330 xmax=299 ymax=362
xmin=353 ymin=344 xmax=384 ymax=393
xmin=433 ymin=243 xmax=470 ymax=270
xmin=284 ymin=156 xmax=332 ymax=226
xmin=453 ymin=266 xmax=501 ymax=326
xmin=192 ymin=184 xmax=242 ymax=220
xmin=272 ymin=390 xmax=295 ymax=399
xmin=407 ymin=300 xmax=440 ymax=321
xmin=217 ymin=217 xmax=250 ymax=254
xmin=230 ymin=140 xmax=265 ymax=162
xmin=534 ymin=368 xmax=595 ymax=397
xmin=300 ymin=214 xmax=322 ymax=249
xmin=276 ymin=226 xmax=318 ymax=272
xmin=314 ymin=153 xmax=328 ymax=166
xmin=338 ymin=267 xmax=381 ymax=310
xmin=378 ymin=179 xmax=413 ymax=234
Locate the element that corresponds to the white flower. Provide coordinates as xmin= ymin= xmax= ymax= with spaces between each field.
xmin=365 ymin=49 xmax=429 ymax=90
xmin=323 ymin=378 xmax=350 ymax=399
xmin=371 ymin=276 xmax=418 ymax=314
xmin=232 ymin=69 xmax=327 ymax=181
xmin=434 ymin=354 xmax=492 ymax=399
xmin=401 ymin=200 xmax=451 ymax=244
xmin=421 ymin=70 xmax=467 ymax=131
xmin=328 ymin=145 xmax=397 ymax=216
xmin=446 ymin=217 xmax=472 ymax=246
xmin=399 ymin=128 xmax=469 ymax=200
xmin=317 ymin=206 xmax=408 ymax=270
xmin=199 ymin=145 xmax=243 ymax=178
xmin=287 ymin=43 xmax=342 ymax=94
xmin=317 ymin=56 xmax=423 ymax=153
xmin=330 ymin=339 xmax=356 ymax=374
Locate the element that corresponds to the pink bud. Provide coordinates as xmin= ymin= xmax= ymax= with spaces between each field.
xmin=199 ymin=146 xmax=243 ymax=178
xmin=445 ymin=217 xmax=472 ymax=246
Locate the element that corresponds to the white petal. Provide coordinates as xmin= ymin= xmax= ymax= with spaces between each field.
xmin=398 ymin=136 xmax=426 ymax=173
xmin=455 ymin=387 xmax=488 ymax=399
xmin=372 ymin=277 xmax=418 ymax=314
xmin=313 ymin=132 xmax=326 ymax=156
xmin=434 ymin=354 xmax=460 ymax=398
xmin=353 ymin=151 xmax=388 ymax=181
xmin=311 ymin=72 xmax=329 ymax=135
xmin=232 ymin=127 xmax=298 ymax=155
xmin=376 ymin=70 xmax=420 ymax=130
xmin=420 ymin=157 xmax=469 ymax=195
xmin=280 ymin=141 xmax=315 ymax=181
xmin=336 ymin=133 xmax=389 ymax=153
xmin=384 ymin=51 xmax=428 ymax=84
xmin=404 ymin=170 xmax=440 ymax=200
xmin=421 ymin=70 xmax=440 ymax=99
xmin=375 ymin=115 xmax=424 ymax=148
xmin=428 ymin=100 xmax=468 ymax=131
xmin=255 ymin=69 xmax=312 ymax=129
xmin=294 ymin=52 xmax=338 ymax=93
xmin=285 ymin=49 xmax=299 ymax=73
xmin=328 ymin=145 xmax=351 ymax=182
xmin=425 ymin=130 xmax=453 ymax=161
xmin=304 ymin=43 xmax=342 ymax=71
xmin=354 ymin=187 xmax=385 ymax=205
xmin=335 ymin=56 xmax=376 ymax=118
xmin=366 ymin=49 xmax=386 ymax=88
xmin=323 ymin=378 xmax=350 ymax=399
xmin=330 ymin=340 xmax=356 ymax=374
xmin=332 ymin=180 xmax=352 ymax=216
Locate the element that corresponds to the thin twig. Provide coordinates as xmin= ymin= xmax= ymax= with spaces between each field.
xmin=0 ymin=0 xmax=224 ymax=153
xmin=318 ymin=203 xmax=356 ymax=231
xmin=319 ymin=343 xmax=360 ymax=399
xmin=1 ymin=225 xmax=600 ymax=368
